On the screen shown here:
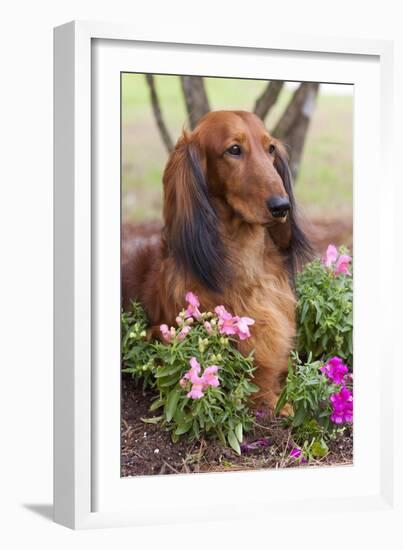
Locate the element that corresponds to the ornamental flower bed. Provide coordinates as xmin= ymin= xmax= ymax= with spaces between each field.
xmin=122 ymin=293 xmax=259 ymax=454
xmin=122 ymin=244 xmax=353 ymax=466
xmin=296 ymin=244 xmax=353 ymax=364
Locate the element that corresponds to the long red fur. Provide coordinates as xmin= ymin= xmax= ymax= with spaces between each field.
xmin=122 ymin=110 xmax=310 ymax=410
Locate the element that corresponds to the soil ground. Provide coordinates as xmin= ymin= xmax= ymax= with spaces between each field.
xmin=121 ymin=376 xmax=353 ymax=477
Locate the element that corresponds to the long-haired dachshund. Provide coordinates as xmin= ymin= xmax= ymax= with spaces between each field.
xmin=122 ymin=110 xmax=311 ymax=411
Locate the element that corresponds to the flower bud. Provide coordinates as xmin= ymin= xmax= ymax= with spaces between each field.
xmin=140 ymin=330 xmax=146 ymax=338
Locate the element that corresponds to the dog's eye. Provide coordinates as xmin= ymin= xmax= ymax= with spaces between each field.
xmin=226 ymin=144 xmax=242 ymax=156
xmin=268 ymin=144 xmax=276 ymax=155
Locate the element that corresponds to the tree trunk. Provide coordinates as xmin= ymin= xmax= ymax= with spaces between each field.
xmin=272 ymin=82 xmax=319 ymax=180
xmin=254 ymin=80 xmax=284 ymax=121
xmin=180 ymin=76 xmax=211 ymax=129
xmin=145 ymin=74 xmax=174 ymax=153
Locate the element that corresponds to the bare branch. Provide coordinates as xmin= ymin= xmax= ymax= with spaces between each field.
xmin=272 ymin=82 xmax=320 ymax=180
xmin=254 ymin=81 xmax=284 ymax=120
xmin=145 ymin=74 xmax=174 ymax=153
xmin=273 ymin=82 xmax=319 ymax=139
xmin=180 ymin=76 xmax=210 ymax=129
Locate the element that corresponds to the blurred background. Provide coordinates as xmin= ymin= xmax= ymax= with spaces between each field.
xmin=121 ymin=74 xmax=353 ymax=256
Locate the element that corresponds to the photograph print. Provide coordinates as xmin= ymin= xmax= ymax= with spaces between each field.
xmin=120 ymin=74 xmax=353 ymax=477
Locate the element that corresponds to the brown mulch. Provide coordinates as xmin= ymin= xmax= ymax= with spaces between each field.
xmin=121 ymin=375 xmax=353 ymax=477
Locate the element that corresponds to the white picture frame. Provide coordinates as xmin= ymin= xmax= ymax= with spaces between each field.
xmin=54 ymin=20 xmax=401 ymax=532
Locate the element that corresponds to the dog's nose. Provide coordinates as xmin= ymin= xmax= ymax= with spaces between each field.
xmin=267 ymin=196 xmax=291 ymax=218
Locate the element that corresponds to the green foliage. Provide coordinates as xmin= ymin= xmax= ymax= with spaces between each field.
xmin=295 ymin=251 xmax=353 ymax=364
xmin=121 ymin=301 xmax=156 ymax=390
xmin=122 ymin=302 xmax=258 ymax=454
xmin=276 ymin=353 xmax=336 ymax=433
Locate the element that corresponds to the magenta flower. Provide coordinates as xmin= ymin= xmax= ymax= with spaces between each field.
xmin=185 ymin=292 xmax=202 ymax=320
xmin=289 ymin=447 xmax=307 ymax=463
xmin=180 ymin=357 xmax=220 ymax=399
xmin=330 ymin=386 xmax=353 ymax=424
xmin=322 ymin=244 xmax=338 ymax=267
xmin=320 ymin=356 xmax=349 ymax=384
xmin=289 ymin=447 xmax=307 ymax=464
xmin=289 ymin=447 xmax=302 ymax=458
xmin=334 ymin=254 xmax=352 ymax=276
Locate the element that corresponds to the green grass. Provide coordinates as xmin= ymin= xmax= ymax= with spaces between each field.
xmin=121 ymin=73 xmax=353 ymax=223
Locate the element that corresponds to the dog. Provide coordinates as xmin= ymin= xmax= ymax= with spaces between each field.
xmin=122 ymin=110 xmax=311 ymax=411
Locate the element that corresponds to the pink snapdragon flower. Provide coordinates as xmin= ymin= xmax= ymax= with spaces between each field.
xmin=322 ymin=244 xmax=338 ymax=267
xmin=180 ymin=356 xmax=220 ymax=399
xmin=159 ymin=324 xmax=176 ymax=343
xmin=321 ymin=244 xmax=351 ymax=276
xmin=202 ymin=365 xmax=220 ymax=388
xmin=215 ymin=305 xmax=237 ymax=335
xmin=214 ymin=305 xmax=255 ymax=340
xmin=203 ymin=321 xmax=213 ymax=334
xmin=320 ymin=356 xmax=349 ymax=385
xmin=235 ymin=316 xmax=255 ymax=340
xmin=330 ymin=386 xmax=353 ymax=424
xmin=160 ymin=323 xmax=191 ymax=343
xmin=177 ymin=325 xmax=191 ymax=342
xmin=185 ymin=292 xmax=202 ymax=320
xmin=334 ymin=254 xmax=352 ymax=276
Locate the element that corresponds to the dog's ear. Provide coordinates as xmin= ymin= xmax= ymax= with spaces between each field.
xmin=162 ymin=133 xmax=227 ymax=293
xmin=269 ymin=141 xmax=313 ymax=280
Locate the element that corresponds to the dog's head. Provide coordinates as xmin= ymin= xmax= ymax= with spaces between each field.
xmin=162 ymin=110 xmax=312 ymax=292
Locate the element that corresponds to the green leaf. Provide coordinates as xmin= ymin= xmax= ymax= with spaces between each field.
xmin=311 ymin=439 xmax=329 ymax=458
xmin=174 ymin=422 xmax=192 ymax=435
xmin=154 ymin=365 xmax=182 ymax=378
xmin=235 ymin=422 xmax=243 ymax=443
xmin=149 ymin=398 xmax=164 ymax=411
xmin=227 ymin=430 xmax=241 ymax=455
xmin=140 ymin=415 xmax=163 ymax=424
xmin=165 ymin=389 xmax=180 ymax=422
xmin=300 ymin=301 xmax=309 ymax=323
xmin=292 ymin=405 xmax=307 ymax=427
xmin=274 ymin=387 xmax=288 ymax=416
xmin=216 ymin=426 xmax=226 ymax=446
